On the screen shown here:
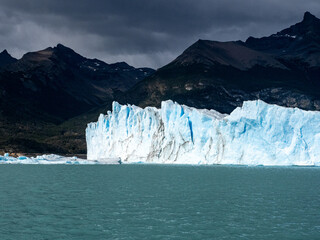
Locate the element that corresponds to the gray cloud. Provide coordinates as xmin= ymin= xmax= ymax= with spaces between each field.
xmin=0 ymin=0 xmax=319 ymax=68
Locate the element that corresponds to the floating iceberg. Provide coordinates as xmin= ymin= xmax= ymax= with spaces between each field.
xmin=0 ymin=154 xmax=120 ymax=164
xmin=86 ymin=100 xmax=320 ymax=166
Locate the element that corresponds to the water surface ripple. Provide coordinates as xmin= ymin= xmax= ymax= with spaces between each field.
xmin=0 ymin=165 xmax=319 ymax=239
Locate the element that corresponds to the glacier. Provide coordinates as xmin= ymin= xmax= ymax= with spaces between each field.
xmin=86 ymin=100 xmax=320 ymax=166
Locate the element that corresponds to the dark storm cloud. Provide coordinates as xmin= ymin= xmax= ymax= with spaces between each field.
xmin=0 ymin=0 xmax=319 ymax=68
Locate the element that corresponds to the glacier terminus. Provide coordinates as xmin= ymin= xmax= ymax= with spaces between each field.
xmin=86 ymin=100 xmax=320 ymax=166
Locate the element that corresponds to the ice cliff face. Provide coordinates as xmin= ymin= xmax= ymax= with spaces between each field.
xmin=86 ymin=100 xmax=320 ymax=166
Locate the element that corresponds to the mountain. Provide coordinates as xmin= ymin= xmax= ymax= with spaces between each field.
xmin=170 ymin=40 xmax=287 ymax=70
xmin=0 ymin=44 xmax=154 ymax=122
xmin=0 ymin=44 xmax=154 ymax=153
xmin=124 ymin=12 xmax=320 ymax=114
xmin=245 ymin=12 xmax=320 ymax=66
xmin=1 ymin=12 xmax=319 ymax=155
xmin=0 ymin=50 xmax=17 ymax=68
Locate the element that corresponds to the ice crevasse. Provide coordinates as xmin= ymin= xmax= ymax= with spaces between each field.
xmin=86 ymin=100 xmax=320 ymax=166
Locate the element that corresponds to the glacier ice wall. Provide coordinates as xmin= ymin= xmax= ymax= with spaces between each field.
xmin=86 ymin=100 xmax=320 ymax=166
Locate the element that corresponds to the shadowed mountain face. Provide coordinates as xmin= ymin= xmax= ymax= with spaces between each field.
xmin=124 ymin=12 xmax=320 ymax=114
xmin=0 ymin=44 xmax=154 ymax=122
xmin=0 ymin=50 xmax=17 ymax=68
xmin=245 ymin=12 xmax=320 ymax=66
xmin=171 ymin=40 xmax=287 ymax=70
xmin=0 ymin=44 xmax=154 ymax=153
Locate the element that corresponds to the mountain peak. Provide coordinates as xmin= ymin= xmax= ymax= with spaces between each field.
xmin=0 ymin=49 xmax=17 ymax=67
xmin=20 ymin=47 xmax=54 ymax=63
xmin=1 ymin=49 xmax=9 ymax=55
xmin=244 ymin=11 xmax=320 ymax=63
xmin=56 ymin=43 xmax=69 ymax=50
xmin=110 ymin=61 xmax=131 ymax=68
xmin=0 ymin=49 xmax=15 ymax=59
xmin=303 ymin=11 xmax=317 ymax=22
xmin=53 ymin=43 xmax=85 ymax=63
xmin=172 ymin=40 xmax=286 ymax=70
xmin=55 ymin=43 xmax=75 ymax=53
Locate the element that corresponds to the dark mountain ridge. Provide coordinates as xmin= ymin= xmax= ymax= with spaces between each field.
xmin=124 ymin=12 xmax=320 ymax=114
xmin=171 ymin=40 xmax=287 ymax=70
xmin=0 ymin=44 xmax=154 ymax=122
xmin=245 ymin=11 xmax=320 ymax=66
xmin=0 ymin=44 xmax=154 ymax=153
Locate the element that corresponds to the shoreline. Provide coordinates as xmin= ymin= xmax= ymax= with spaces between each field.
xmin=0 ymin=153 xmax=87 ymax=159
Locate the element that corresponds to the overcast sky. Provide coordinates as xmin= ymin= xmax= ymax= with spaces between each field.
xmin=0 ymin=0 xmax=319 ymax=68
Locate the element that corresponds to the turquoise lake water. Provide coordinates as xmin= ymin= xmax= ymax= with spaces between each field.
xmin=0 ymin=164 xmax=319 ymax=239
